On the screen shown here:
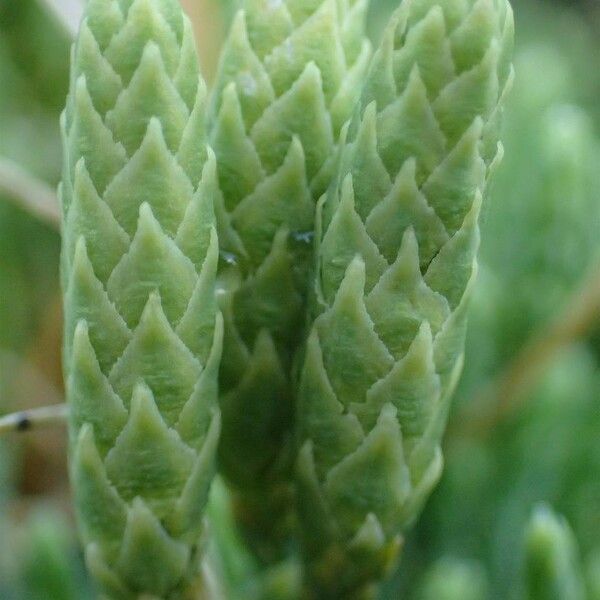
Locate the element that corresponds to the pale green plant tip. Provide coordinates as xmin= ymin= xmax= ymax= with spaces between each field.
xmin=417 ymin=558 xmax=489 ymax=600
xmin=524 ymin=506 xmax=586 ymax=600
xmin=208 ymin=0 xmax=373 ymax=562
xmin=296 ymin=0 xmax=514 ymax=594
xmin=62 ymin=0 xmax=221 ymax=597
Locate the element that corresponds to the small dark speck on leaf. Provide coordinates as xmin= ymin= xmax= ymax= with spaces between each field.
xmin=17 ymin=415 xmax=31 ymax=431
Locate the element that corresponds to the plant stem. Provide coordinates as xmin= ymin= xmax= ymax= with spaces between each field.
xmin=457 ymin=263 xmax=600 ymax=438
xmin=0 ymin=404 xmax=68 ymax=435
xmin=0 ymin=159 xmax=61 ymax=230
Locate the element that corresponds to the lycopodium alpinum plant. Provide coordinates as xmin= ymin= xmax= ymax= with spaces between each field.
xmin=296 ymin=0 xmax=513 ymax=595
xmin=56 ymin=0 xmax=514 ymax=597
xmin=208 ymin=0 xmax=372 ymax=562
xmin=61 ymin=0 xmax=222 ymax=597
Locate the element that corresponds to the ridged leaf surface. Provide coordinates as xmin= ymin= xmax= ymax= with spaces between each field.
xmin=296 ymin=0 xmax=514 ymax=595
xmin=61 ymin=1 xmax=221 ymax=597
xmin=208 ymin=0 xmax=373 ymax=560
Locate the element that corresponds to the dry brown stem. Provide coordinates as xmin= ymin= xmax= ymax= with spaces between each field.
xmin=456 ymin=263 xmax=600 ymax=438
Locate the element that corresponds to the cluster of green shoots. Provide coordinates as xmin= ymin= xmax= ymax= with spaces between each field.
xmin=59 ymin=0 xmax=513 ymax=597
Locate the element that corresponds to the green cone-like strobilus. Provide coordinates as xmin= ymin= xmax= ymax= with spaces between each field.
xmin=296 ymin=0 xmax=514 ymax=595
xmin=61 ymin=0 xmax=222 ymax=597
xmin=208 ymin=0 xmax=372 ymax=561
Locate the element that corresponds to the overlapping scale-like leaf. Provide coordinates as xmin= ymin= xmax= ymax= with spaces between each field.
xmin=61 ymin=1 xmax=221 ymax=597
xmin=296 ymin=0 xmax=514 ymax=595
xmin=207 ymin=0 xmax=372 ymax=560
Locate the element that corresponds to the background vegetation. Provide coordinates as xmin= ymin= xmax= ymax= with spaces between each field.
xmin=0 ymin=0 xmax=599 ymax=597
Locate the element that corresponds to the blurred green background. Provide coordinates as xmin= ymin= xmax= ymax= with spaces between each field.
xmin=0 ymin=0 xmax=599 ymax=598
